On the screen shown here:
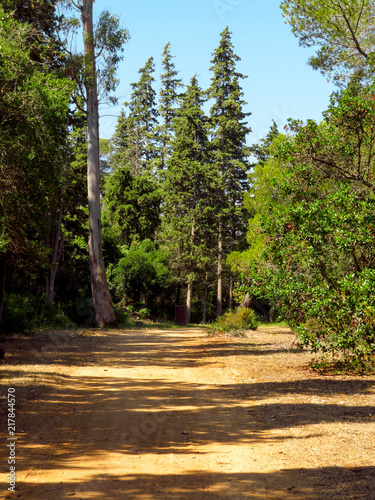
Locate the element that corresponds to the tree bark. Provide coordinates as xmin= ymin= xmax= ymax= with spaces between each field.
xmin=202 ymin=269 xmax=209 ymax=324
xmin=186 ymin=223 xmax=195 ymax=324
xmin=217 ymin=155 xmax=225 ymax=318
xmin=239 ymin=292 xmax=254 ymax=309
xmin=81 ymin=0 xmax=117 ymax=327
xmin=217 ymin=222 xmax=223 ymax=317
xmin=229 ymin=272 xmax=234 ymax=311
xmin=186 ymin=281 xmax=193 ymax=324
xmin=45 ymin=195 xmax=64 ymax=303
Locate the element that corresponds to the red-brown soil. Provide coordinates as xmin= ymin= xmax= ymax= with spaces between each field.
xmin=1 ymin=325 xmax=375 ymax=499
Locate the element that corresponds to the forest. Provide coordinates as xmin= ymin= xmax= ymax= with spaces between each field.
xmin=1 ymin=0 xmax=375 ymax=367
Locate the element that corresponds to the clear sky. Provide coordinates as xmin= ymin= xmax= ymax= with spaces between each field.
xmin=94 ymin=0 xmax=336 ymax=144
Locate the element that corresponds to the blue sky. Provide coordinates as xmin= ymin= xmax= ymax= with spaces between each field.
xmin=94 ymin=0 xmax=336 ymax=143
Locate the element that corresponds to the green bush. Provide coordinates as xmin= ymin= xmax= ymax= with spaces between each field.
xmin=113 ymin=239 xmax=172 ymax=310
xmin=113 ymin=304 xmax=132 ymax=325
xmin=1 ymin=293 xmax=31 ymax=332
xmin=295 ymin=269 xmax=375 ymax=360
xmin=1 ymin=293 xmax=75 ymax=333
xmin=209 ymin=307 xmax=258 ymax=336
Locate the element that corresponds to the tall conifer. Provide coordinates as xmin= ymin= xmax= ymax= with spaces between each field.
xmin=208 ymin=26 xmax=251 ymax=316
xmin=114 ymin=57 xmax=159 ymax=175
xmin=162 ymin=76 xmax=215 ymax=322
xmin=158 ymin=42 xmax=184 ymax=171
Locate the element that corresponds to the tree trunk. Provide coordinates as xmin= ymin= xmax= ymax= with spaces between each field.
xmin=186 ymin=281 xmax=193 ymax=324
xmin=229 ymin=272 xmax=234 ymax=311
xmin=81 ymin=0 xmax=117 ymax=327
xmin=186 ymin=223 xmax=195 ymax=324
xmin=217 ymin=157 xmax=225 ymax=318
xmin=239 ymin=292 xmax=254 ymax=309
xmin=202 ymin=269 xmax=208 ymax=324
xmin=217 ymin=221 xmax=223 ymax=317
xmin=45 ymin=196 xmax=64 ymax=303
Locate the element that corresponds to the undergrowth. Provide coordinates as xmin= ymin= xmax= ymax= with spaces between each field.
xmin=208 ymin=308 xmax=258 ymax=337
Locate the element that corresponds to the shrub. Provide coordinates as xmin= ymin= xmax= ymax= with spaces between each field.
xmin=113 ymin=304 xmax=132 ymax=325
xmin=1 ymin=293 xmax=75 ymax=333
xmin=138 ymin=307 xmax=151 ymax=319
xmin=209 ymin=307 xmax=258 ymax=336
xmin=113 ymin=239 xmax=172 ymax=310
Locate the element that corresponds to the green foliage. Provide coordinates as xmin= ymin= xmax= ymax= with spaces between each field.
xmin=113 ymin=239 xmax=172 ymax=310
xmin=112 ymin=304 xmax=132 ymax=325
xmin=94 ymin=9 xmax=129 ymax=101
xmin=157 ymin=42 xmax=184 ymax=171
xmin=138 ymin=307 xmax=151 ymax=319
xmin=0 ymin=7 xmax=73 ymax=263
xmin=280 ymin=0 xmax=375 ymax=84
xmin=208 ymin=26 xmax=251 ymax=228
xmin=103 ymin=165 xmax=161 ymax=246
xmin=160 ymin=75 xmax=216 ymax=312
xmin=1 ymin=294 xmax=75 ymax=333
xmin=111 ymin=57 xmax=159 ymax=174
xmin=235 ymin=83 xmax=375 ymax=362
xmin=209 ymin=307 xmax=258 ymax=336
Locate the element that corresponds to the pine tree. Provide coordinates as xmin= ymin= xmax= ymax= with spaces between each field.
xmin=208 ymin=26 xmax=251 ymax=316
xmin=250 ymin=120 xmax=279 ymax=168
xmin=110 ymin=110 xmax=139 ymax=173
xmin=162 ymin=76 xmax=216 ymax=322
xmin=103 ymin=165 xmax=161 ymax=246
xmin=158 ymin=42 xmax=184 ymax=171
xmin=117 ymin=57 xmax=159 ymax=175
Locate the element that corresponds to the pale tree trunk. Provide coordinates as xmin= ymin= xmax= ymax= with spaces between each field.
xmin=81 ymin=0 xmax=117 ymax=327
xmin=202 ymin=269 xmax=209 ymax=324
xmin=217 ymin=156 xmax=225 ymax=318
xmin=239 ymin=292 xmax=253 ymax=309
xmin=186 ymin=281 xmax=193 ymax=324
xmin=217 ymin=222 xmax=223 ymax=317
xmin=186 ymin=223 xmax=195 ymax=324
xmin=229 ymin=272 xmax=234 ymax=311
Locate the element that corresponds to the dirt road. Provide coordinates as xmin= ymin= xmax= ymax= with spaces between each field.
xmin=1 ymin=326 xmax=375 ymax=499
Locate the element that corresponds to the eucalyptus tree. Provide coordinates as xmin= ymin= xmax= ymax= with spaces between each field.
xmin=208 ymin=26 xmax=251 ymax=315
xmin=65 ymin=0 xmax=129 ymax=326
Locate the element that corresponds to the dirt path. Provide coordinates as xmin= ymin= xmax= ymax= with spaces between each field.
xmin=1 ymin=326 xmax=375 ymax=499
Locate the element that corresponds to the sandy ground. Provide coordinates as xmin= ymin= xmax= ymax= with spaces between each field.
xmin=1 ymin=325 xmax=375 ymax=499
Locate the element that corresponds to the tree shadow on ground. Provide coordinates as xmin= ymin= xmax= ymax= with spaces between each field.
xmin=1 ymin=328 xmax=374 ymax=499
xmin=1 ymin=328 xmax=305 ymax=370
xmin=11 ymin=467 xmax=375 ymax=499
